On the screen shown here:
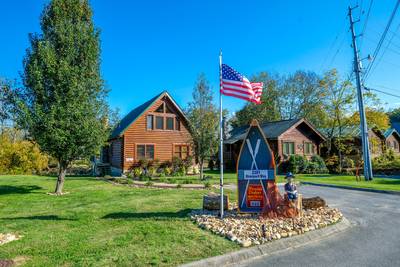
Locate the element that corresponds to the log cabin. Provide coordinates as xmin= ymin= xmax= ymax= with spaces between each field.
xmin=224 ymin=118 xmax=326 ymax=169
xmin=384 ymin=128 xmax=400 ymax=154
xmin=104 ymin=91 xmax=192 ymax=175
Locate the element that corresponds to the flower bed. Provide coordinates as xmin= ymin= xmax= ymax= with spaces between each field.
xmin=190 ymin=207 xmax=343 ymax=247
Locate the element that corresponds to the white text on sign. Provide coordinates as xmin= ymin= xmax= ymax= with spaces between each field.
xmin=244 ymin=170 xmax=269 ymax=180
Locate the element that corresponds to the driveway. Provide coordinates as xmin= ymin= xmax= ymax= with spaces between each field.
xmin=238 ymin=185 xmax=400 ymax=267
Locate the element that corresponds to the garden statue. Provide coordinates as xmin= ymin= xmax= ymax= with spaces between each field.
xmin=284 ymin=172 xmax=298 ymax=201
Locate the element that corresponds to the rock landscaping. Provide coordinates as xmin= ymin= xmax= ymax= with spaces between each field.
xmin=190 ymin=206 xmax=343 ymax=247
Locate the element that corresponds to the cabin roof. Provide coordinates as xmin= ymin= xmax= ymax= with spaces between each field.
xmin=224 ymin=118 xmax=325 ymax=144
xmin=384 ymin=128 xmax=400 ymax=140
xmin=109 ymin=91 xmax=187 ymax=139
xmin=319 ymin=125 xmax=386 ymax=139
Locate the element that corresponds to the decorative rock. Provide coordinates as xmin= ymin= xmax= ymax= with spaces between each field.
xmin=203 ymin=193 xmax=229 ymax=211
xmin=302 ymin=196 xmax=326 ymax=209
xmin=190 ymin=206 xmax=343 ymax=248
xmin=241 ymin=240 xmax=252 ymax=247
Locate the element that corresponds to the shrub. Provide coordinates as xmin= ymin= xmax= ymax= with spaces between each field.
xmin=287 ymin=155 xmax=307 ymax=174
xmin=138 ymin=159 xmax=149 ymax=169
xmin=341 ymin=157 xmax=355 ymax=169
xmin=183 ymin=156 xmax=194 ymax=174
xmin=145 ymin=181 xmax=153 ymax=186
xmin=172 ymin=156 xmax=183 ymax=171
xmin=148 ymin=166 xmax=157 ymax=177
xmin=310 ymin=155 xmax=328 ymax=173
xmin=325 ymin=155 xmax=339 ymax=173
xmin=204 ymin=181 xmax=212 ymax=189
xmin=132 ymin=167 xmax=142 ymax=178
xmin=164 ymin=167 xmax=172 ymax=176
xmin=0 ymin=134 xmax=48 ymax=174
xmin=176 ymin=184 xmax=182 ymax=189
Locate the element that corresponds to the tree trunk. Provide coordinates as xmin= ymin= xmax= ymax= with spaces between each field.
xmin=55 ymin=163 xmax=67 ymax=195
xmin=199 ymin=160 xmax=204 ymax=180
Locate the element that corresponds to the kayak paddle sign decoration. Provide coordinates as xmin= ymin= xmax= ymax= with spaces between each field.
xmin=237 ymin=119 xmax=275 ymax=213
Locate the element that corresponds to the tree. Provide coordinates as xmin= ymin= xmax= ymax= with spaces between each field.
xmin=231 ymin=72 xmax=281 ymax=127
xmin=349 ymin=108 xmax=390 ymax=130
xmin=280 ymin=70 xmax=327 ymax=127
xmin=388 ymin=107 xmax=400 ymax=123
xmin=0 ymin=79 xmax=13 ymax=132
xmin=12 ymin=0 xmax=108 ymax=194
xmin=320 ymin=69 xmax=355 ymax=171
xmin=186 ymin=74 xmax=219 ymax=179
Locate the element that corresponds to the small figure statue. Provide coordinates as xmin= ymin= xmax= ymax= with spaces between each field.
xmin=284 ymin=172 xmax=298 ymax=201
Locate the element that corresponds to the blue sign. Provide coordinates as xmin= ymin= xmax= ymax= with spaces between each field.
xmin=237 ymin=120 xmax=276 ymax=213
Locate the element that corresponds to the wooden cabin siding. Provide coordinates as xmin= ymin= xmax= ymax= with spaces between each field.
xmin=110 ymin=138 xmax=123 ymax=169
xmin=122 ymin=97 xmax=192 ymax=171
xmin=278 ymin=126 xmax=319 ymax=159
xmin=386 ymin=134 xmax=400 ymax=154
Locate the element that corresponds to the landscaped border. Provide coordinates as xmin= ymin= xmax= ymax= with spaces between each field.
xmin=181 ymin=217 xmax=351 ymax=267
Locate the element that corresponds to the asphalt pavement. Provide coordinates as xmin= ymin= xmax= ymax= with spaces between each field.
xmin=238 ymin=185 xmax=400 ymax=267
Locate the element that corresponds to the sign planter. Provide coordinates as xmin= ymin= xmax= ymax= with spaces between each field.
xmin=237 ymin=119 xmax=276 ymax=213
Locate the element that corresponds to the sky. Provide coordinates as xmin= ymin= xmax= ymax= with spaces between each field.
xmin=1 ymin=0 xmax=400 ymax=118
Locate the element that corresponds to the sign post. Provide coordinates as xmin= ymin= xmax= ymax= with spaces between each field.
xmin=237 ymin=119 xmax=276 ymax=213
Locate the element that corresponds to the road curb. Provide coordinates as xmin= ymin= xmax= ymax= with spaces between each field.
xmin=181 ymin=217 xmax=352 ymax=267
xmin=301 ymin=182 xmax=400 ymax=196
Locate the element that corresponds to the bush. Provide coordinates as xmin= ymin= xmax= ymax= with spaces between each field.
xmin=0 ymin=134 xmax=49 ymax=174
xmin=310 ymin=155 xmax=328 ymax=173
xmin=164 ymin=167 xmax=172 ymax=176
xmin=138 ymin=159 xmax=149 ymax=169
xmin=204 ymin=181 xmax=212 ymax=189
xmin=325 ymin=155 xmax=339 ymax=173
xmin=287 ymin=155 xmax=307 ymax=174
xmin=148 ymin=166 xmax=157 ymax=177
xmin=132 ymin=167 xmax=142 ymax=178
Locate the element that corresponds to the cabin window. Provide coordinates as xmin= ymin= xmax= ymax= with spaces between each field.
xmin=165 ymin=104 xmax=174 ymax=114
xmin=156 ymin=116 xmax=164 ymax=130
xmin=147 ymin=115 xmax=153 ymax=130
xmin=304 ymin=142 xmax=314 ymax=155
xmin=174 ymin=144 xmax=189 ymax=159
xmin=166 ymin=117 xmax=174 ymax=130
xmin=175 ymin=118 xmax=180 ymax=131
xmin=155 ymin=103 xmax=164 ymax=113
xmin=137 ymin=144 xmax=154 ymax=160
xmin=394 ymin=141 xmax=398 ymax=150
xmin=283 ymin=142 xmax=295 ymax=155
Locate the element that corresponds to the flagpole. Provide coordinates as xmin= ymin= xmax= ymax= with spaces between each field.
xmin=219 ymin=50 xmax=224 ymax=219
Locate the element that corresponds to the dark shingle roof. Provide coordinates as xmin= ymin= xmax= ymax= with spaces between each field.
xmin=384 ymin=128 xmax=400 ymax=139
xmin=109 ymin=91 xmax=165 ymax=139
xmin=225 ymin=118 xmax=302 ymax=144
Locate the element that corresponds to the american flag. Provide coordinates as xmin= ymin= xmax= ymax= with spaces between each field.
xmin=220 ymin=64 xmax=263 ymax=104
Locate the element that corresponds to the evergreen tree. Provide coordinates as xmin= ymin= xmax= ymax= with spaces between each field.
xmin=13 ymin=0 xmax=108 ymax=194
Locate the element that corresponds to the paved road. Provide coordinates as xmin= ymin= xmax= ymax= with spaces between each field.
xmin=239 ymin=185 xmax=400 ymax=267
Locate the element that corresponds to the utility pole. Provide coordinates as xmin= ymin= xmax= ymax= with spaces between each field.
xmin=348 ymin=6 xmax=373 ymax=181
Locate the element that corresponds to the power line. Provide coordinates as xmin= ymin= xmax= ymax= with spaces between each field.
xmin=363 ymin=0 xmax=400 ymax=82
xmin=364 ymin=87 xmax=400 ymax=99
xmin=367 ymin=22 xmax=400 ymax=79
xmin=359 ymin=0 xmax=374 ymax=49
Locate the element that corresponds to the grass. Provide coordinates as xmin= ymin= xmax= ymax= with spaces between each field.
xmin=152 ymin=170 xmax=286 ymax=185
xmin=295 ymin=174 xmax=400 ymax=192
xmin=0 ymin=175 xmax=238 ymax=266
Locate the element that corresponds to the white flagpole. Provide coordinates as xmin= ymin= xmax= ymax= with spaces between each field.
xmin=219 ymin=50 xmax=224 ymax=219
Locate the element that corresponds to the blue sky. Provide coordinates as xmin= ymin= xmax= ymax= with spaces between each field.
xmin=1 ymin=0 xmax=399 ymax=117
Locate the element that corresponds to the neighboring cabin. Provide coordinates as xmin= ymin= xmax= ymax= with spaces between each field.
xmin=224 ymin=118 xmax=326 ymax=168
xmin=320 ymin=126 xmax=400 ymax=159
xmin=103 ymin=91 xmax=192 ymax=175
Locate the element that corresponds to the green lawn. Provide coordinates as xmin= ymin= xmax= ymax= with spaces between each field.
xmin=295 ymin=174 xmax=400 ymax=192
xmin=155 ymin=170 xmax=286 ymax=185
xmin=0 ymin=175 xmax=238 ymax=266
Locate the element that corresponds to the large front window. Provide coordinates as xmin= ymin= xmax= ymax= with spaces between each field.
xmin=174 ymin=144 xmax=189 ymax=159
xmin=137 ymin=144 xmax=154 ymax=160
xmin=304 ymin=142 xmax=314 ymax=155
xmin=283 ymin=142 xmax=295 ymax=155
